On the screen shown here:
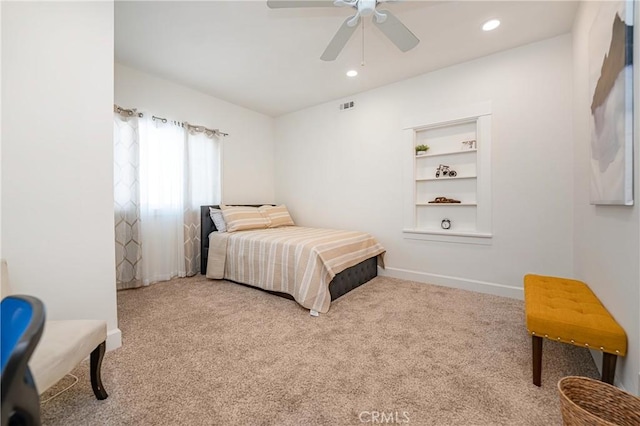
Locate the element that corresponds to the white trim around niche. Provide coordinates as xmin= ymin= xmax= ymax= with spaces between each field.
xmin=402 ymin=101 xmax=492 ymax=131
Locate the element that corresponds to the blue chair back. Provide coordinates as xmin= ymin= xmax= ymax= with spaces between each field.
xmin=1 ymin=295 xmax=45 ymax=426
xmin=1 ymin=298 xmax=35 ymax=373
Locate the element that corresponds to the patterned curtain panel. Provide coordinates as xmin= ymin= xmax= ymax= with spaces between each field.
xmin=114 ymin=112 xmax=142 ymax=290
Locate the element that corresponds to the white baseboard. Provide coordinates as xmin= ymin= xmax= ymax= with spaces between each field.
xmin=106 ymin=328 xmax=122 ymax=351
xmin=379 ymin=266 xmax=524 ymax=300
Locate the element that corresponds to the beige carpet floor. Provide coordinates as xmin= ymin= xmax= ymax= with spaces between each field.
xmin=40 ymin=275 xmax=599 ymax=425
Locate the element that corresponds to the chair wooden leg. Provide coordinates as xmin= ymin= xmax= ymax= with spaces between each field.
xmin=601 ymin=353 xmax=617 ymax=385
xmin=90 ymin=341 xmax=108 ymax=400
xmin=532 ymin=335 xmax=543 ymax=387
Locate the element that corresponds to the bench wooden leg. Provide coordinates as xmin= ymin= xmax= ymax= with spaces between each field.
xmin=601 ymin=353 xmax=617 ymax=385
xmin=532 ymin=335 xmax=543 ymax=387
xmin=90 ymin=341 xmax=108 ymax=400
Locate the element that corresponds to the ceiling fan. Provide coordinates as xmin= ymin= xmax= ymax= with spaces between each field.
xmin=266 ymin=0 xmax=420 ymax=61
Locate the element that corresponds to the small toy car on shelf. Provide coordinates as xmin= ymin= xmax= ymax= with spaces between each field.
xmin=435 ymin=164 xmax=457 ymax=178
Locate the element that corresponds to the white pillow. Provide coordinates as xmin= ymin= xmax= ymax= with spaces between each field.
xmin=209 ymin=207 xmax=227 ymax=233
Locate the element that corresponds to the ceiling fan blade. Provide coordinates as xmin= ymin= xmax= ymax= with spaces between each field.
xmin=320 ymin=16 xmax=359 ymax=61
xmin=266 ymin=0 xmax=335 ymax=8
xmin=373 ymin=10 xmax=419 ymax=52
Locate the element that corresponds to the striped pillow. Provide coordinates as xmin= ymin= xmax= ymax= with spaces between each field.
xmin=259 ymin=204 xmax=295 ymax=228
xmin=220 ymin=205 xmax=271 ymax=232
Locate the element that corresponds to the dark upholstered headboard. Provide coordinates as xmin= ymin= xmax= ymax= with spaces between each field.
xmin=200 ymin=205 xmax=272 ymax=275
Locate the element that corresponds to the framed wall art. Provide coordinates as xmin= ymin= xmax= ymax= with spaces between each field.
xmin=589 ymin=0 xmax=634 ymax=205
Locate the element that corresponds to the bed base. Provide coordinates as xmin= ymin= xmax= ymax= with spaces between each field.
xmin=328 ymin=256 xmax=378 ymax=300
xmin=226 ymin=256 xmax=377 ymax=302
xmin=200 ymin=205 xmax=378 ymax=302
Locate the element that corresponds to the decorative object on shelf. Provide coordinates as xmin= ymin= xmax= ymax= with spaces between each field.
xmin=415 ymin=144 xmax=430 ymax=156
xmin=435 ymin=164 xmax=457 ymax=178
xmin=428 ymin=197 xmax=461 ymax=204
xmin=441 ymin=219 xmax=451 ymax=229
xmin=461 ymin=139 xmax=476 ymax=150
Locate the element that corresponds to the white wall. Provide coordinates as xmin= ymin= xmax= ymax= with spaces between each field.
xmin=1 ymin=2 xmax=120 ymax=349
xmin=572 ymin=1 xmax=639 ymax=394
xmin=275 ymin=35 xmax=574 ymax=297
xmin=114 ymin=64 xmax=275 ymax=205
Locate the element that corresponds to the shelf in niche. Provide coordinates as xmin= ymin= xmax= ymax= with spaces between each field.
xmin=416 ymin=202 xmax=477 ymax=206
xmin=402 ymin=228 xmax=492 ymax=245
xmin=403 ymin=228 xmax=492 ymax=238
xmin=416 ymin=175 xmax=476 ymax=181
xmin=416 ymin=149 xmax=477 ymax=158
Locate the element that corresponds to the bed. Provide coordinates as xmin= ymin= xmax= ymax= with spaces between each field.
xmin=200 ymin=205 xmax=385 ymax=314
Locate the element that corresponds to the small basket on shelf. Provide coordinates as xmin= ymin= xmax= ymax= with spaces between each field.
xmin=557 ymin=376 xmax=640 ymax=426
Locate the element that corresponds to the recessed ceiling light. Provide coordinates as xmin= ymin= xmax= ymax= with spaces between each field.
xmin=482 ymin=19 xmax=500 ymax=32
xmin=346 ymin=70 xmax=358 ymax=77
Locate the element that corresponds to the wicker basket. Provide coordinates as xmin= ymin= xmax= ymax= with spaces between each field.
xmin=558 ymin=376 xmax=640 ymax=425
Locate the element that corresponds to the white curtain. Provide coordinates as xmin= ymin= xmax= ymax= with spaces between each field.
xmin=184 ymin=128 xmax=221 ymax=276
xmin=139 ymin=117 xmax=187 ymax=285
xmin=114 ymin=112 xmax=221 ymax=288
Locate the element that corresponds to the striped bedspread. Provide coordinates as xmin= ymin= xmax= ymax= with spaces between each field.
xmin=206 ymin=226 xmax=385 ymax=313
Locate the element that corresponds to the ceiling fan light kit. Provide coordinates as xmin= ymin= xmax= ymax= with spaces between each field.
xmin=266 ymin=0 xmax=419 ymax=61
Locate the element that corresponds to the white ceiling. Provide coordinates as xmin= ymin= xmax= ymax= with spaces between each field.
xmin=115 ymin=1 xmax=578 ymax=117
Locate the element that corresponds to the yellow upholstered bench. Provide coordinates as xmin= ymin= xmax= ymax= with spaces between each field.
xmin=524 ymin=274 xmax=627 ymax=387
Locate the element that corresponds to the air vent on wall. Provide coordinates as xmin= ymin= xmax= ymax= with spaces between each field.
xmin=339 ymin=101 xmax=355 ymax=111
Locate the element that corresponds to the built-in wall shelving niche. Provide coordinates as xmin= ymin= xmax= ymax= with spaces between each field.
xmin=402 ymin=102 xmax=493 ymax=245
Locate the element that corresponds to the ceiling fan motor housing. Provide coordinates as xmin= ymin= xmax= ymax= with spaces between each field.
xmin=358 ymin=0 xmax=377 ymax=16
xmin=346 ymin=0 xmax=387 ymax=27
